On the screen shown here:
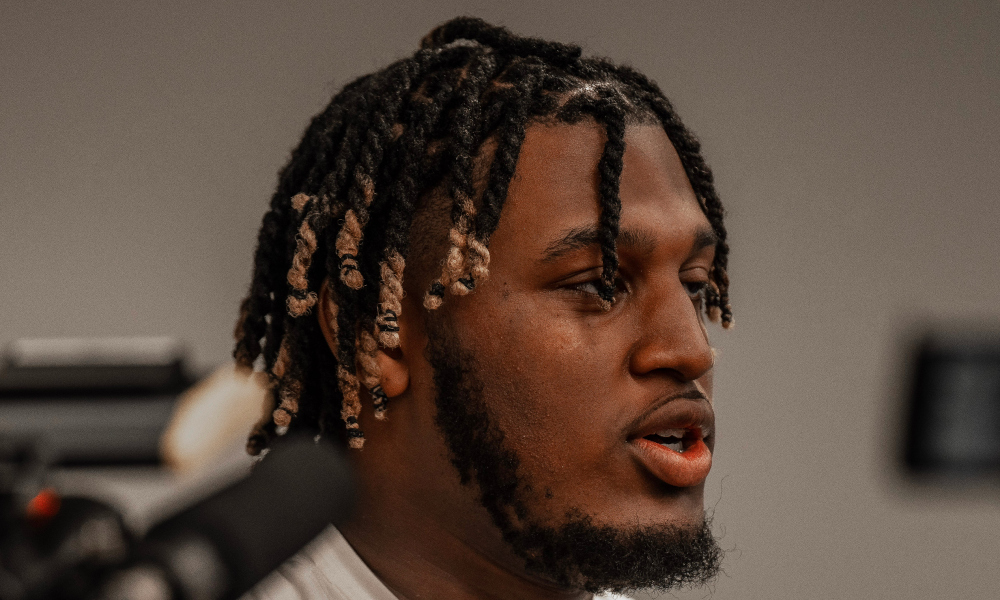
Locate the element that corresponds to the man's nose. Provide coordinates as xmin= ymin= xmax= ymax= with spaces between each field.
xmin=628 ymin=282 xmax=714 ymax=382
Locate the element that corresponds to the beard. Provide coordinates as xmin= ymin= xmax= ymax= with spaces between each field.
xmin=426 ymin=323 xmax=722 ymax=595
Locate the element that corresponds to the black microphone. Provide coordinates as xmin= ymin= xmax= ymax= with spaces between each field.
xmin=99 ymin=436 xmax=355 ymax=600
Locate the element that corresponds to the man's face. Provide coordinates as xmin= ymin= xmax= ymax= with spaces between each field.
xmin=441 ymin=121 xmax=718 ymax=531
xmin=342 ymin=119 xmax=721 ymax=592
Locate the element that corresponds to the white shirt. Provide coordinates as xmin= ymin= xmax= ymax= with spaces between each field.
xmin=244 ymin=526 xmax=631 ymax=600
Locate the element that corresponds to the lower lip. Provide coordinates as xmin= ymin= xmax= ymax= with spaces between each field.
xmin=631 ymin=437 xmax=712 ymax=488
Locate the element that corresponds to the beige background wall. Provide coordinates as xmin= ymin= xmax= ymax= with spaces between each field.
xmin=3 ymin=1 xmax=999 ymax=597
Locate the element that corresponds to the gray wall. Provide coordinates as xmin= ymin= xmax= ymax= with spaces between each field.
xmin=3 ymin=1 xmax=999 ymax=597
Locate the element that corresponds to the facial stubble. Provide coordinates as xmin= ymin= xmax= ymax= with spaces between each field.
xmin=426 ymin=324 xmax=722 ymax=594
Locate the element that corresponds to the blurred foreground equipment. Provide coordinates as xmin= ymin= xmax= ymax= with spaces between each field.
xmin=0 ymin=338 xmax=193 ymax=465
xmin=1 ymin=438 xmax=134 ymax=599
xmin=1 ymin=437 xmax=355 ymax=600
xmin=905 ymin=330 xmax=1000 ymax=476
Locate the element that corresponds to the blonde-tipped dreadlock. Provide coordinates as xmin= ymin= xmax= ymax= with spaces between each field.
xmin=336 ymin=210 xmax=365 ymax=290
xmin=376 ymin=251 xmax=405 ymax=348
xmin=337 ymin=365 xmax=364 ymax=449
xmin=425 ymin=193 xmax=484 ymax=308
xmin=287 ymin=213 xmax=320 ymax=317
xmin=234 ymin=17 xmax=733 ymax=454
xmin=357 ymin=329 xmax=390 ymax=420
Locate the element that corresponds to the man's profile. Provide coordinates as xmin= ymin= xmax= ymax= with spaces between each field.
xmin=235 ymin=16 xmax=733 ymax=600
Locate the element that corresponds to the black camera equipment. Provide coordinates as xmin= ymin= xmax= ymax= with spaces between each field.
xmin=1 ymin=437 xmax=355 ymax=600
xmin=904 ymin=330 xmax=1000 ymax=476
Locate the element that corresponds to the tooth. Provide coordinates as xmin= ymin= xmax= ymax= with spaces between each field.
xmin=664 ymin=439 xmax=684 ymax=452
xmin=655 ymin=428 xmax=687 ymax=438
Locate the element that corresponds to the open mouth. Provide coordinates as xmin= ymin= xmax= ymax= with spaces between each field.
xmin=642 ymin=427 xmax=707 ymax=453
xmin=627 ymin=400 xmax=715 ymax=489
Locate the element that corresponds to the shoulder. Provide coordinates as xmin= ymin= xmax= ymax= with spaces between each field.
xmin=242 ymin=526 xmax=397 ymax=600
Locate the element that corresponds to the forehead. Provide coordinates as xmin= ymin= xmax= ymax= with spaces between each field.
xmin=492 ymin=121 xmax=708 ymax=260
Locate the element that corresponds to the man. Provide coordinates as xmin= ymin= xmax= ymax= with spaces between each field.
xmin=235 ymin=16 xmax=733 ymax=600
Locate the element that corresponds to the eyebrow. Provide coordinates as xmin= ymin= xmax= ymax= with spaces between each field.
xmin=539 ymin=224 xmax=718 ymax=263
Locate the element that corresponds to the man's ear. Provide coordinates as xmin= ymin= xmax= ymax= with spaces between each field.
xmin=317 ymin=280 xmax=409 ymax=399
xmin=317 ymin=280 xmax=340 ymax=356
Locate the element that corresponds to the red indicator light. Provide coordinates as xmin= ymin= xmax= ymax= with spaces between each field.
xmin=25 ymin=488 xmax=61 ymax=522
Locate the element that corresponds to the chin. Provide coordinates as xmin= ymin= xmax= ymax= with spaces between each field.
xmin=585 ymin=490 xmax=707 ymax=535
xmin=504 ymin=504 xmax=723 ymax=594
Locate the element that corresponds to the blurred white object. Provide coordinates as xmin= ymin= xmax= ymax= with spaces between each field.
xmin=161 ymin=363 xmax=271 ymax=474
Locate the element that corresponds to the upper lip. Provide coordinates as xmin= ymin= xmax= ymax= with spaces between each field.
xmin=626 ymin=389 xmax=715 ymax=443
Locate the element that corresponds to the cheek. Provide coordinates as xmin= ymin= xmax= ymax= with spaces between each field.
xmin=462 ymin=294 xmax=627 ymax=478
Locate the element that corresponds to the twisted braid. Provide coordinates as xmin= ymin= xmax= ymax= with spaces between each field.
xmin=593 ymin=96 xmax=627 ymax=310
xmin=431 ymin=51 xmax=499 ymax=299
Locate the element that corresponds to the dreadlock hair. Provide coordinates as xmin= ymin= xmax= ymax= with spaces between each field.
xmin=235 ymin=16 xmax=733 ymax=454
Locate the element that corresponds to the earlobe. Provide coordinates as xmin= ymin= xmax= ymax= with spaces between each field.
xmin=317 ymin=279 xmax=410 ymax=399
xmin=376 ymin=345 xmax=409 ymax=398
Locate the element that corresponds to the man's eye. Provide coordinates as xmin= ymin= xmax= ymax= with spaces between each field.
xmin=571 ymin=281 xmax=602 ymax=295
xmin=568 ymin=277 xmax=628 ymax=298
xmin=683 ymin=281 xmax=709 ymax=298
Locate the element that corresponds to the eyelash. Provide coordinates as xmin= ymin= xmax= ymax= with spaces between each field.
xmin=683 ymin=280 xmax=709 ymax=299
xmin=567 ymin=277 xmax=708 ymax=303
xmin=572 ymin=279 xmax=623 ymax=294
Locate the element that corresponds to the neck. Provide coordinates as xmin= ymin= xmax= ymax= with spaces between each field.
xmin=340 ymin=455 xmax=593 ymax=600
